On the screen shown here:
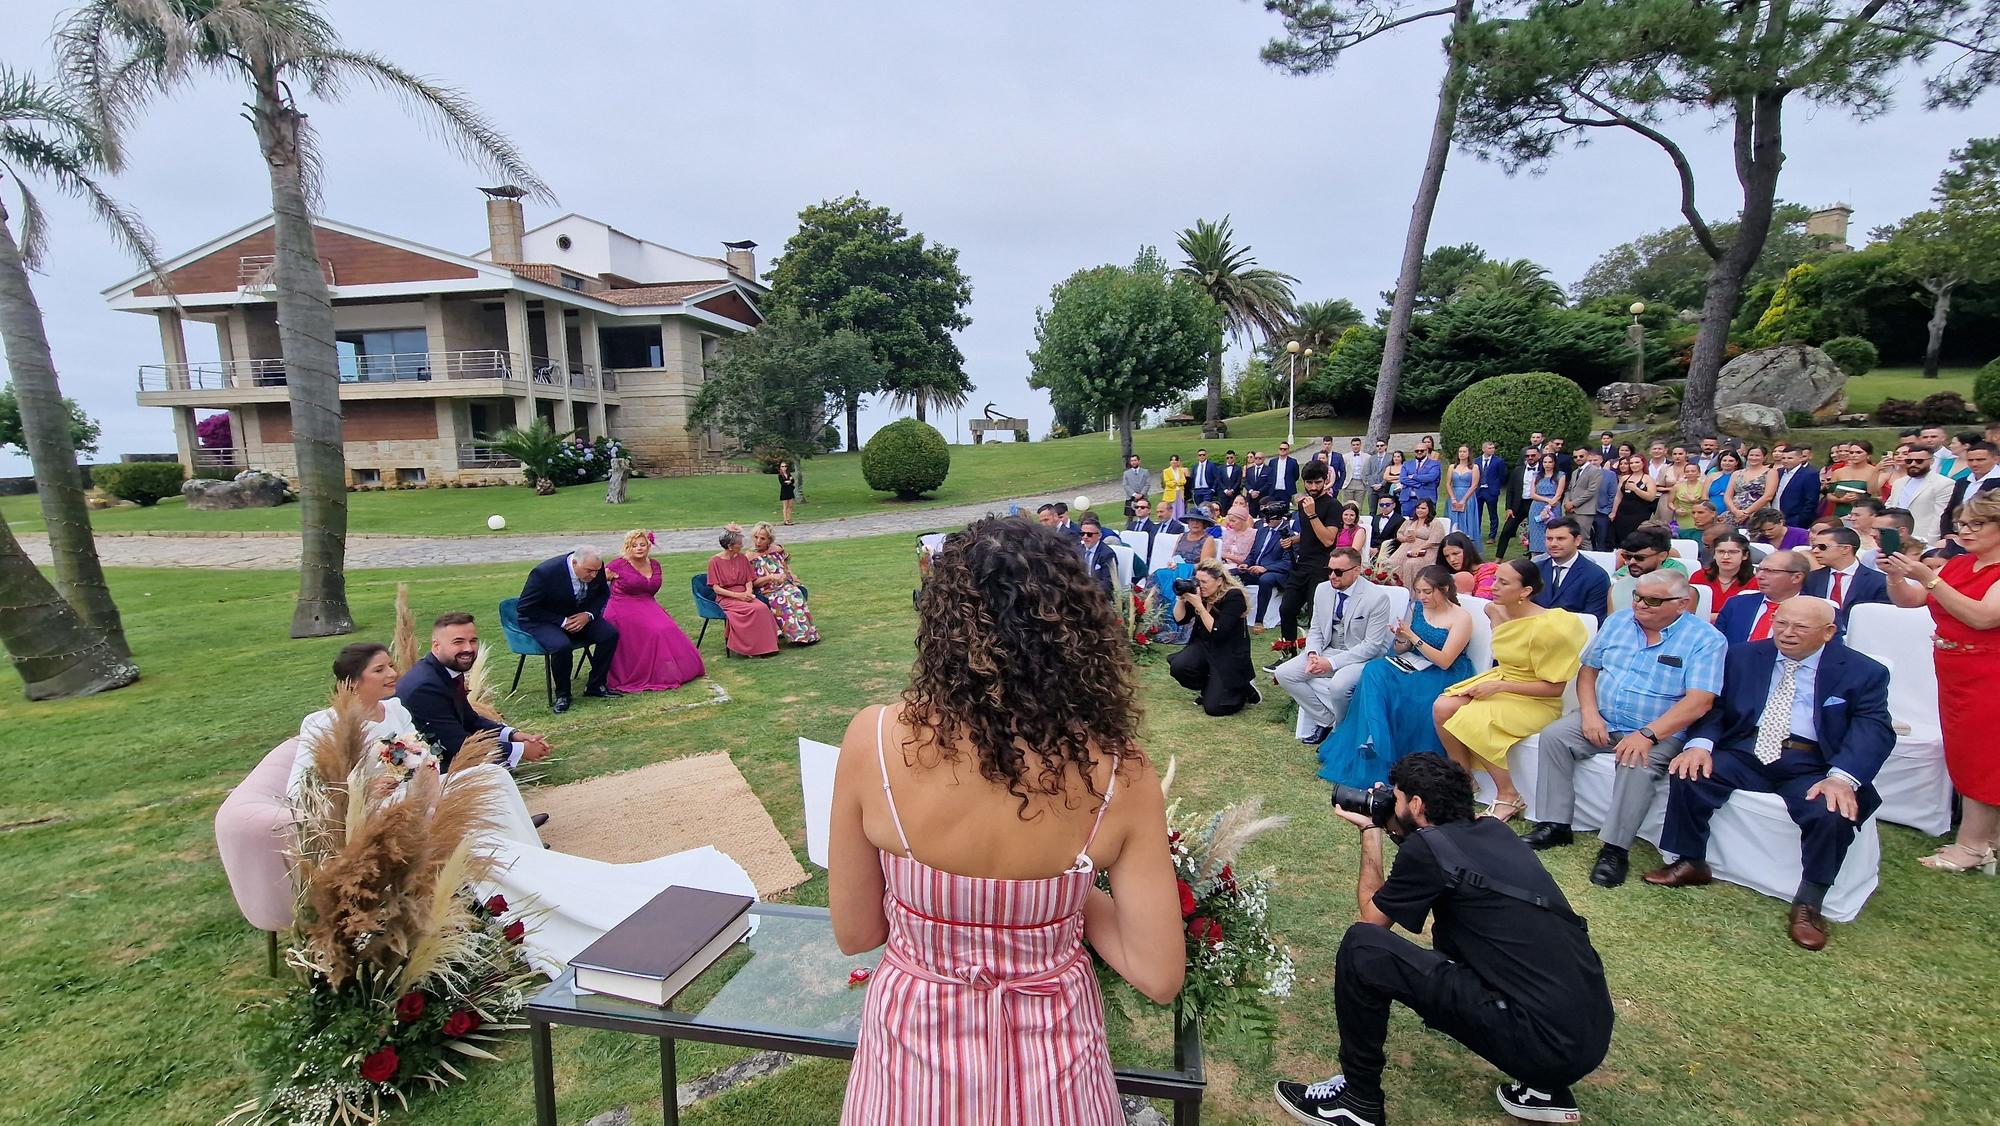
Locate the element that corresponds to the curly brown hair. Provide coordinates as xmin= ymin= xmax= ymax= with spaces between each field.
xmin=902 ymin=516 xmax=1142 ymax=819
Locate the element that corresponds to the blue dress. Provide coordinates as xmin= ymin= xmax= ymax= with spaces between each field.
xmin=1316 ymin=603 xmax=1477 ymax=789
xmin=1527 ymin=475 xmax=1561 ymax=554
xmin=1448 ymin=467 xmax=1481 ymax=542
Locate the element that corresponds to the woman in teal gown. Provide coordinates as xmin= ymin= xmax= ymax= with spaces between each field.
xmin=1317 ymin=564 xmax=1478 ymax=789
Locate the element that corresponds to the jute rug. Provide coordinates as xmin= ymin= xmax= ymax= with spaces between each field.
xmin=525 ymin=752 xmax=808 ymax=897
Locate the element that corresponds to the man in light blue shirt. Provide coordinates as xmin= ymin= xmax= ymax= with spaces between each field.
xmin=1525 ymin=569 xmax=1726 ymax=888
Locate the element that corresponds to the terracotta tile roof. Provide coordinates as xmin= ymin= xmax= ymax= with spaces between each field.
xmin=498 ymin=261 xmax=564 ymax=286
xmin=593 ymin=281 xmax=724 ymax=306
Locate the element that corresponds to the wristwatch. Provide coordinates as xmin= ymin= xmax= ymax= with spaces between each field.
xmin=1639 ymin=727 xmax=1660 ymax=744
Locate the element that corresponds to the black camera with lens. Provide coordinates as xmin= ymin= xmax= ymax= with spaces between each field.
xmin=1171 ymin=577 xmax=1199 ymax=596
xmin=1331 ymin=783 xmax=1395 ymax=827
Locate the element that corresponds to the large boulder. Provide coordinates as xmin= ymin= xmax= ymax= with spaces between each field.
xmin=1716 ymin=403 xmax=1789 ymax=443
xmin=183 ymin=469 xmax=292 ymax=510
xmin=1715 ymin=344 xmax=1848 ymax=420
xmin=1595 ymin=382 xmax=1667 ymax=420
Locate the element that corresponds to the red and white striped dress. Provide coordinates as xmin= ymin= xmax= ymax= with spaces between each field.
xmin=841 ymin=709 xmax=1122 ymax=1125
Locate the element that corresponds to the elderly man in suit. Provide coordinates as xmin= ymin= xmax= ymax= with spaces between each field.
xmin=1802 ymin=527 xmax=1889 ymax=629
xmin=1715 ymin=549 xmax=1809 ymax=644
xmin=1237 ymin=501 xmax=1297 ymax=624
xmin=1533 ymin=518 xmax=1611 ymax=624
xmin=1077 ymin=517 xmax=1119 ymax=594
xmin=1273 ymin=547 xmax=1394 ymax=745
xmin=1644 ymin=597 xmax=1894 ymax=950
xmin=517 ymin=546 xmax=621 ymax=713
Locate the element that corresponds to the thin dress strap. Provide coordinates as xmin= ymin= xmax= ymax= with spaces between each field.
xmin=1073 ymin=765 xmax=1119 ymax=872
xmin=875 ymin=705 xmax=915 ymax=860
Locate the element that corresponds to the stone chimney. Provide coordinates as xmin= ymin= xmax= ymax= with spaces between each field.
xmin=722 ymin=239 xmax=757 ymax=280
xmin=1807 ymin=203 xmax=1853 ymax=251
xmin=481 ymin=185 xmax=527 ymax=262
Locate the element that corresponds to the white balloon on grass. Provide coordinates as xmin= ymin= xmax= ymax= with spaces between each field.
xmin=487 ymin=514 xmax=507 ymax=531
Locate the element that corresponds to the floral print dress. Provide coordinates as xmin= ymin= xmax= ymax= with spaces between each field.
xmin=751 ymin=545 xmax=820 ymax=644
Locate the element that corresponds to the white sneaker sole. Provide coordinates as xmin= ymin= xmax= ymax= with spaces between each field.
xmin=1495 ymin=1085 xmax=1580 ymax=1123
xmin=1274 ymin=1082 xmax=1381 ymax=1126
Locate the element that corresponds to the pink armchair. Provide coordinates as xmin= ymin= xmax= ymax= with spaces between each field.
xmin=214 ymin=740 xmax=298 ymax=973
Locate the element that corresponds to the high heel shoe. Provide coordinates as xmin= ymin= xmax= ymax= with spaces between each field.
xmin=1917 ymin=843 xmax=1998 ymax=874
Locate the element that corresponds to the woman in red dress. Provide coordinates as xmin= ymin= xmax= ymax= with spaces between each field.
xmin=1883 ymin=489 xmax=2000 ymax=875
xmin=1690 ymin=533 xmax=1757 ymax=621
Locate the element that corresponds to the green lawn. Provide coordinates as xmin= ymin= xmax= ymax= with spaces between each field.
xmin=1840 ymin=367 xmax=1979 ymax=413
xmin=4 ymin=408 xmax=1430 ymax=539
xmin=3 ymin=538 xmax=1996 ymax=1124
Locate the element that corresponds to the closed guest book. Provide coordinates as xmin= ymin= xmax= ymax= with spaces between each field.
xmin=570 ymin=886 xmax=755 ymax=1006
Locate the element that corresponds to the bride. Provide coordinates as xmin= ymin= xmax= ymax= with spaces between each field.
xmin=293 ymin=642 xmax=756 ymax=975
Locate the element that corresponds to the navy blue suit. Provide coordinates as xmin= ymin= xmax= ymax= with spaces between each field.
xmin=1661 ymin=640 xmax=1893 ymax=887
xmin=395 ymin=653 xmax=507 ymax=772
xmin=1188 ymin=458 xmax=1219 ymax=506
xmin=1532 ymin=554 xmax=1610 ymax=624
xmin=1475 ymin=453 xmax=1507 ymax=535
xmin=1216 ymin=463 xmax=1245 ymax=510
xmin=1239 ymin=523 xmax=1294 ymax=618
xmin=1714 ymin=591 xmax=1782 ymax=645
xmin=1264 ymin=456 xmax=1301 ymax=505
xmin=518 ymin=553 xmax=619 ymax=696
xmin=1802 ymin=566 xmax=1890 ymax=632
xmin=1080 ymin=539 xmax=1117 ymax=593
xmin=1775 ymin=466 xmax=1821 ymax=531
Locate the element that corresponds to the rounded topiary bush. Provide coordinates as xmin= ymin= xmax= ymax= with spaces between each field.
xmin=1975 ymin=356 xmax=2000 ymax=421
xmin=91 ymin=461 xmax=186 ymax=506
xmin=1439 ymin=372 xmax=1592 ymax=463
xmin=1820 ymin=336 xmax=1879 ymax=378
xmin=862 ymin=418 xmax=950 ymax=499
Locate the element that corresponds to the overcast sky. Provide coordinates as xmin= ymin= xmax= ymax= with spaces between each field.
xmin=3 ymin=0 xmax=1992 ymax=476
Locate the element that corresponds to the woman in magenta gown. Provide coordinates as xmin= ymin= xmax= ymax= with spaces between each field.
xmin=603 ymin=530 xmax=707 ymax=691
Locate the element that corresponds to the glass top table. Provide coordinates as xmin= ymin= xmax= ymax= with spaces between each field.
xmin=527 ymin=902 xmax=1204 ymax=1124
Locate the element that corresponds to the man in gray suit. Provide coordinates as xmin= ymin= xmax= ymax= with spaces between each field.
xmin=1564 ymin=449 xmax=1608 ymax=549
xmin=1340 ymin=437 xmax=1377 ymax=511
xmin=1273 ymin=547 xmax=1394 ymax=745
xmin=1121 ymin=454 xmax=1151 ymax=519
xmin=1364 ymin=438 xmax=1391 ymax=507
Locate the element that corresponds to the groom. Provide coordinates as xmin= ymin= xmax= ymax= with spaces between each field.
xmin=398 ymin=611 xmax=552 ymax=775
xmin=518 ymin=547 xmax=622 ymax=713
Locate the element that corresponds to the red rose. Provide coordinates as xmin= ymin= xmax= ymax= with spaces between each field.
xmin=1218 ymin=864 xmax=1237 ymax=894
xmin=394 ymin=992 xmax=426 ymax=1023
xmin=503 ymin=920 xmax=526 ymax=944
xmin=484 ymin=895 xmax=509 ymax=915
xmin=360 ymin=1046 xmax=399 ymax=1084
xmin=1176 ymin=879 xmax=1197 ymax=918
xmin=1205 ymin=918 xmax=1225 ymax=947
xmin=442 ymin=1010 xmax=479 ymax=1038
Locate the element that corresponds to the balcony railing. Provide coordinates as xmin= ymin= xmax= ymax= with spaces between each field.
xmin=139 ymin=350 xmax=521 ymax=391
xmin=458 ymin=444 xmax=521 ymax=469
xmin=527 ymin=356 xmax=599 ymax=391
xmin=194 ymin=446 xmax=247 ymax=470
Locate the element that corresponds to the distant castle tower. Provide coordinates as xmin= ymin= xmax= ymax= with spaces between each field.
xmin=1807 ymin=203 xmax=1853 ymax=252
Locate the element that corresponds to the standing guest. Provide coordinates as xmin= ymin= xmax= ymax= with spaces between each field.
xmin=1526 ymin=453 xmax=1565 ymax=556
xmin=1365 ymin=438 xmax=1392 ymax=508
xmin=1747 ymin=507 xmax=1809 ymax=551
xmin=777 ymin=460 xmax=797 ymax=526
xmin=1643 ymin=598 xmax=1893 ymax=950
xmin=1876 ymin=444 xmax=1908 ymax=504
xmin=1077 ymin=518 xmax=1118 ymax=595
xmin=1476 ymin=440 xmax=1508 ymax=542
xmin=1317 ymin=434 xmax=1338 ymax=469
xmin=1547 ymin=436 xmax=1572 ymax=475
xmin=1122 ymin=454 xmax=1151 ymax=519
xmin=1218 ymin=449 xmax=1245 ymax=514
xmin=1446 ymin=444 xmax=1483 ymax=542
xmin=1593 ymin=451 xmax=1622 ymax=550
xmin=1803 ymin=526 xmax=1889 ymax=630
xmin=1668 ymin=462 xmax=1708 ymax=530
xmin=1244 ymin=449 xmax=1268 ymax=511
xmin=1920 ymin=425 xmax=1959 ymax=477
xmin=1316 ymin=566 xmax=1476 ymax=787
xmin=1824 ymin=440 xmax=1879 ymax=518
xmin=1400 ymin=442 xmax=1443 ymax=518
xmin=1240 ymin=502 xmax=1296 ymax=626
xmin=749 ymin=522 xmax=821 ymax=645
xmin=830 ymin=518 xmax=1184 ymax=1124
xmin=1440 ymin=532 xmax=1498 ymax=598
xmin=604 ymin=530 xmax=707 ymax=692
xmin=1526 ymin=570 xmax=1725 ymax=888
xmin=1774 ymin=444 xmax=1823 ymax=530
xmin=1343 ymin=437 xmax=1374 ymax=510
xmin=1276 ymin=548 xmax=1395 ymax=745
xmin=1274 ymin=460 xmax=1341 ymax=655
xmin=1705 ymin=449 xmax=1742 ymax=525
xmin=1891 ymin=444 xmax=1955 ymax=541
xmin=1388 ymin=498 xmax=1448 ymax=588
xmin=1645 ymin=441 xmax=1672 ymax=486
xmin=1598 ymin=430 xmax=1618 ymax=464
xmin=1188 ymin=448 xmax=1217 ymax=509
xmin=517 ymin=547 xmax=622 ymax=713
xmin=1219 ymin=496 xmax=1257 ymax=569
xmin=1267 ymin=441 xmax=1302 ymax=507
xmin=1882 ymin=491 xmax=2000 ymax=875
xmin=1275 ymin=754 xmax=1613 ymax=1126
xmin=1563 ymin=449 xmax=1605 ymax=547
xmin=1381 ymin=449 xmax=1405 ymax=503
xmin=1726 ymin=445 xmax=1779 ymax=526
xmin=1692 ymin=533 xmax=1757 ymax=620
xmin=1169 ymin=561 xmax=1260 ymax=716
xmin=1715 ymin=548 xmax=1809 ymax=644
xmin=706 ymin=528 xmax=780 ymax=658
xmin=396 ymin=613 xmax=553 ymax=773
xmin=1533 ymin=518 xmax=1611 ymax=624
xmin=1607 ymin=455 xmax=1661 ymax=548
xmin=1493 ymin=445 xmax=1537 ymax=561
xmin=1945 ymin=440 xmax=2000 ymax=520
xmin=1696 ymin=436 xmax=1722 ymax=473
xmin=1436 ymin=559 xmax=1590 ymax=821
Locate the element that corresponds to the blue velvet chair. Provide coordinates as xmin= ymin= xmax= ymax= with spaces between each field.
xmin=499 ymin=596 xmax=592 ymax=707
xmin=690 ymin=574 xmax=729 ymax=652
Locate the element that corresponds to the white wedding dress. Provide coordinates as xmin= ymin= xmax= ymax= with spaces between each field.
xmin=292 ymin=702 xmax=756 ymax=976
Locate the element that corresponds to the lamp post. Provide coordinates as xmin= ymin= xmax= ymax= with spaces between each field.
xmin=1627 ymin=301 xmax=1647 ymax=384
xmin=1285 ymin=339 xmax=1301 ymax=447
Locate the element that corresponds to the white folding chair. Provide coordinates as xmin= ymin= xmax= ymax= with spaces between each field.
xmin=1581 ymin=550 xmax=1619 ymax=575
xmin=1845 ymin=603 xmax=1952 ymax=835
xmin=1689 ymin=583 xmax=1712 ymax=619
xmin=1671 ymin=539 xmax=1701 ymax=565
xmin=1462 ymin=595 xmax=1495 ymax=671
xmin=1107 ymin=543 xmax=1137 ymax=591
xmin=1379 ymin=585 xmax=1411 ymax=626
xmin=1749 ymin=541 xmax=1775 ymax=561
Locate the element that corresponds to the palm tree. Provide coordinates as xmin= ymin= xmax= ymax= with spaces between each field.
xmin=0 ymin=65 xmax=148 ymax=679
xmin=0 ymin=516 xmax=136 ymax=699
xmin=478 ymin=418 xmax=572 ymax=495
xmin=1287 ymin=298 xmax=1364 ymax=352
xmin=1452 ymin=257 xmax=1566 ymax=305
xmin=1176 ymin=217 xmax=1296 ymax=438
xmin=61 ymin=0 xmax=550 ymax=638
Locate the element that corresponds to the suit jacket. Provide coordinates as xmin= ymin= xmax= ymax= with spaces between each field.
xmin=1533 ymin=554 xmax=1611 ymax=623
xmin=1775 ymin=466 xmax=1822 ymax=530
xmin=1803 ymin=565 xmax=1891 ymax=630
xmin=1714 ymin=590 xmax=1788 ymax=645
xmin=518 ymin=553 xmax=610 ymax=628
xmin=1057 ymin=520 xmax=1083 ymax=540
xmin=1554 ymin=451 xmax=1575 ymax=475
xmin=1476 ymin=454 xmax=1507 ymax=499
xmin=1565 ymin=462 xmax=1605 ymax=516
xmin=1243 ymin=524 xmax=1294 ymax=580
xmin=1599 ymin=445 xmax=1618 ymax=465
xmin=1898 ymin=472 xmax=1956 ymax=542
xmin=1687 ymin=639 xmax=1894 ymax=785
xmin=1369 ymin=512 xmax=1404 ymax=553
xmin=1503 ymin=460 xmax=1532 ymax=511
xmin=1400 ymin=456 xmax=1442 ymax=515
xmin=1217 ymin=463 xmax=1244 ymax=498
xmin=395 ymin=653 xmax=507 ymax=771
xmin=1188 ymin=459 xmax=1217 ymax=497
xmin=1305 ymin=577 xmax=1395 ymax=672
xmin=1243 ymin=463 xmax=1268 ymax=498
xmin=1360 ymin=453 xmax=1388 ymax=490
xmin=1265 ymin=456 xmax=1301 ymax=500
xmin=1081 ymin=540 xmax=1117 ymax=592
xmin=1947 ymin=473 xmax=2000 ymax=521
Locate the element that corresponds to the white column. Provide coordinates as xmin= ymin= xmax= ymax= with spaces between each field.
xmin=156 ymin=310 xmax=189 ymax=388
xmin=580 ymin=309 xmax=606 ymax=436
xmin=171 ymin=407 xmax=197 ymax=475
xmin=545 ymin=300 xmax=574 ymax=431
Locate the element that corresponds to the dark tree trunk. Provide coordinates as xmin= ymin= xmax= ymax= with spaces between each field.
xmin=1923 ymin=285 xmax=1952 ymax=379
xmin=0 ymin=512 xmax=138 ymax=700
xmin=845 ymin=395 xmax=860 ymax=453
xmin=253 ymin=71 xmax=353 ymax=638
xmin=1204 ymin=344 xmax=1224 ymax=438
xmin=1117 ymin=404 xmax=1135 ymax=462
xmin=0 ymin=192 xmax=130 ymax=658
xmin=914 ymin=392 xmax=927 ymax=423
xmin=1682 ymin=88 xmax=1786 ymax=440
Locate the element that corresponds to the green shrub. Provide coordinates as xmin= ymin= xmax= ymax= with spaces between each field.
xmin=92 ymin=461 xmax=185 ymax=506
xmin=1975 ymin=356 xmax=2000 ymax=420
xmin=861 ymin=418 xmax=950 ymax=499
xmin=1819 ymin=336 xmax=1879 ymax=377
xmin=1439 ymin=372 xmax=1592 ymax=464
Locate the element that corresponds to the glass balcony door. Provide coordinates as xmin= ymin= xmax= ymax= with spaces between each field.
xmin=336 ymin=328 xmax=430 ymax=382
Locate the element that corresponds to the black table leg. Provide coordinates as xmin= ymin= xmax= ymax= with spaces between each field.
xmin=1175 ymin=1095 xmax=1201 ymax=1126
xmin=531 ymin=1017 xmax=557 ymax=1126
xmin=660 ymin=1036 xmax=679 ymax=1126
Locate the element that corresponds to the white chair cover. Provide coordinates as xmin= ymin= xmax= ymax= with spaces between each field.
xmin=798 ymin=737 xmax=839 ymax=867
xmin=1107 ymin=543 xmax=1138 ymax=590
xmin=1462 ymin=595 xmax=1494 ymax=671
xmin=918 ymin=533 xmax=946 ymax=556
xmin=1147 ymin=530 xmax=1185 ymax=576
xmin=1844 ymin=604 xmax=1952 ymax=835
xmin=1580 ymin=550 xmax=1619 ymax=576
xmin=1749 ymin=541 xmax=1775 ymax=561
xmin=1671 ymin=539 xmax=1700 ymax=564
xmin=1380 ymin=585 xmax=1411 ymax=626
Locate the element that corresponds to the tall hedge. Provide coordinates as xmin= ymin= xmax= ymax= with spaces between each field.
xmin=1439 ymin=373 xmax=1592 ymax=463
xmin=861 ymin=418 xmax=950 ymax=499
xmin=1975 ymin=356 xmax=2000 ymax=421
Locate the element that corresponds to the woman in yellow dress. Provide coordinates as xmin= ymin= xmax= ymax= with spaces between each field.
xmin=1433 ymin=557 xmax=1588 ymax=821
xmin=1162 ymin=454 xmax=1190 ymax=520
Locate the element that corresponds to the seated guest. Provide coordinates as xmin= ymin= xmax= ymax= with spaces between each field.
xmin=1317 ymin=564 xmax=1476 ymax=788
xmin=1238 ymin=502 xmax=1296 ymax=627
xmin=1607 ymin=525 xmax=1689 ymax=614
xmin=749 ymin=522 xmax=821 ymax=645
xmin=707 ymin=528 xmax=781 ymax=658
xmin=1168 ymin=560 xmax=1259 ymax=716
xmin=1436 ymin=559 xmax=1590 ymax=822
xmin=603 ymin=530 xmax=706 ymax=692
xmin=1526 ymin=571 xmax=1726 ymax=887
xmin=517 ymin=546 xmax=621 ymax=713
xmin=1747 ymin=507 xmax=1809 ymax=551
xmin=1150 ymin=509 xmax=1217 ymax=594
xmin=1803 ymin=525 xmax=1889 ymax=630
xmin=1533 ymin=518 xmax=1611 ymax=624
xmin=1219 ymin=496 xmax=1257 ymax=569
xmin=1366 ymin=494 xmax=1403 ymax=569
xmin=1275 ymin=754 xmax=1613 ymax=1126
xmin=1275 ymin=548 xmax=1394 ymax=745
xmin=1201 ymin=500 xmax=1226 ymax=538
xmin=1864 ymin=506 xmax=1919 ymax=568
xmin=1691 ymin=533 xmax=1757 ymax=620
xmin=1715 ymin=549 xmax=1809 ymax=644
xmin=1440 ymin=531 xmax=1498 ymax=598
xmin=1077 ymin=517 xmax=1118 ymax=594
xmin=302 ymin=640 xmax=544 ymax=843
xmin=1644 ymin=598 xmax=1893 ymax=950
xmin=1678 ymin=499 xmax=1727 ymax=551
xmin=398 ymin=612 xmax=553 ymax=773
xmin=1120 ymin=496 xmax=1182 ymax=581
xmin=1387 ymin=498 xmax=1447 ymax=588
xmin=1333 ymin=500 xmax=1371 ymax=562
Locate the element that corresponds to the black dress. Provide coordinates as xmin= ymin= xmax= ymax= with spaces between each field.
xmin=1169 ymin=587 xmax=1255 ymax=716
xmin=778 ymin=469 xmax=796 ymax=501
xmin=1609 ymin=478 xmax=1653 ymax=545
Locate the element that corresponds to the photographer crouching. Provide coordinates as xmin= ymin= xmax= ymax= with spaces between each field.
xmin=1167 ymin=559 xmax=1260 ymax=716
xmin=1275 ymin=754 xmax=1612 ymax=1125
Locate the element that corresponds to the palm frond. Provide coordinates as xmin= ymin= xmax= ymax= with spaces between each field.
xmin=0 ymin=66 xmax=164 ymax=277
xmin=1175 ymin=215 xmax=1298 ymax=348
xmin=2 ymin=168 xmax=50 ymax=271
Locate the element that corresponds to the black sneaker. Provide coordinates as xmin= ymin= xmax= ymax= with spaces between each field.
xmin=1275 ymin=1075 xmax=1385 ymax=1125
xmin=1496 ymin=1083 xmax=1580 ymax=1123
